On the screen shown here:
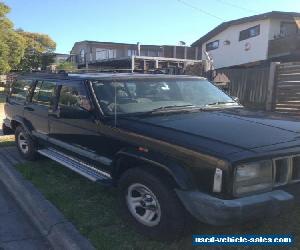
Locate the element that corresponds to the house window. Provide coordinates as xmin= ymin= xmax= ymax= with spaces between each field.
xmin=108 ymin=49 xmax=116 ymax=59
xmin=80 ymin=49 xmax=85 ymax=59
xmin=140 ymin=50 xmax=148 ymax=56
xmin=128 ymin=49 xmax=136 ymax=56
xmin=96 ymin=49 xmax=116 ymax=61
xmin=280 ymin=22 xmax=298 ymax=37
xmin=206 ymin=40 xmax=219 ymax=51
xmin=148 ymin=50 xmax=158 ymax=57
xmin=239 ymin=25 xmax=260 ymax=41
xmin=96 ymin=49 xmax=107 ymax=60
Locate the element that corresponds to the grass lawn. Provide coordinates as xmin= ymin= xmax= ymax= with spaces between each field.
xmin=0 ymin=135 xmax=15 ymax=147
xmin=14 ymin=159 xmax=300 ymax=250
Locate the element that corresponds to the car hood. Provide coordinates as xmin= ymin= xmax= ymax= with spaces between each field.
xmin=117 ymin=108 xmax=300 ymax=158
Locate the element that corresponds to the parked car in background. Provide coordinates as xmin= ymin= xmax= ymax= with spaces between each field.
xmin=2 ymin=72 xmax=300 ymax=240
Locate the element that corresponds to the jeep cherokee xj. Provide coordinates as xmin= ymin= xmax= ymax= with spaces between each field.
xmin=2 ymin=72 xmax=299 ymax=240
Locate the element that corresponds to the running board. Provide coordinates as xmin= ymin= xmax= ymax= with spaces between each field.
xmin=38 ymin=148 xmax=112 ymax=185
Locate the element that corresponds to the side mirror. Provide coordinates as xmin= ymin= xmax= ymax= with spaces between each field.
xmin=80 ymin=98 xmax=93 ymax=112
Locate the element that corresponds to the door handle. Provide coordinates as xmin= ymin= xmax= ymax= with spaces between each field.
xmin=48 ymin=110 xmax=60 ymax=118
xmin=24 ymin=106 xmax=34 ymax=112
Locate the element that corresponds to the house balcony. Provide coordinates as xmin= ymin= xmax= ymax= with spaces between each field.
xmin=268 ymin=34 xmax=300 ymax=59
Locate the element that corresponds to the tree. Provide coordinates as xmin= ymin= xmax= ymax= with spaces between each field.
xmin=0 ymin=2 xmax=25 ymax=74
xmin=56 ymin=61 xmax=77 ymax=72
xmin=17 ymin=31 xmax=56 ymax=71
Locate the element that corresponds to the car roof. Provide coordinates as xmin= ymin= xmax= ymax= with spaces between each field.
xmin=18 ymin=72 xmax=206 ymax=81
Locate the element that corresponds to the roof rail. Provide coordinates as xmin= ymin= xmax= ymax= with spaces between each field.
xmin=17 ymin=72 xmax=70 ymax=79
xmin=73 ymin=68 xmax=134 ymax=74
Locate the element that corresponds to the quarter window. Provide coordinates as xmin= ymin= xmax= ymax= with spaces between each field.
xmin=239 ymin=25 xmax=260 ymax=41
xmin=10 ymin=79 xmax=32 ymax=104
xmin=32 ymin=81 xmax=56 ymax=106
xmin=206 ymin=40 xmax=219 ymax=51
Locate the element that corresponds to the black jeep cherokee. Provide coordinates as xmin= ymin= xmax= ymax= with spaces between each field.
xmin=3 ymin=72 xmax=299 ymax=240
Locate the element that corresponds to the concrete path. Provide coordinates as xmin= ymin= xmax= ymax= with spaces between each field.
xmin=0 ymin=103 xmax=4 ymax=136
xmin=0 ymin=146 xmax=94 ymax=250
xmin=0 ymin=181 xmax=52 ymax=250
xmin=0 ymin=147 xmax=51 ymax=250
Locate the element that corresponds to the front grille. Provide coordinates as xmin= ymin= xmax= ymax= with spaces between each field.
xmin=274 ymin=156 xmax=300 ymax=186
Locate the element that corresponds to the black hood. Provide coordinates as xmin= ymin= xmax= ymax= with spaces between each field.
xmin=117 ymin=109 xmax=300 ymax=160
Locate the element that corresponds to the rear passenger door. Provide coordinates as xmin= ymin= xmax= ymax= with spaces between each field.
xmin=24 ymin=80 xmax=57 ymax=137
xmin=6 ymin=79 xmax=33 ymax=120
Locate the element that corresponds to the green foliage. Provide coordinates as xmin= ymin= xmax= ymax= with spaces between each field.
xmin=0 ymin=2 xmax=57 ymax=73
xmin=56 ymin=61 xmax=77 ymax=72
xmin=17 ymin=31 xmax=56 ymax=71
xmin=0 ymin=2 xmax=25 ymax=74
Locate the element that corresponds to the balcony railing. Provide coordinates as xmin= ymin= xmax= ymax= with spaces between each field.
xmin=268 ymin=34 xmax=300 ymax=58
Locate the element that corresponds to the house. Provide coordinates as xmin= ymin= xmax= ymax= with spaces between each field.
xmin=192 ymin=11 xmax=300 ymax=69
xmin=69 ymin=41 xmax=202 ymax=73
xmin=53 ymin=53 xmax=69 ymax=64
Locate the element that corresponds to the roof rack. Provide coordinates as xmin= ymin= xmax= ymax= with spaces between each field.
xmin=73 ymin=68 xmax=134 ymax=74
xmin=17 ymin=72 xmax=70 ymax=79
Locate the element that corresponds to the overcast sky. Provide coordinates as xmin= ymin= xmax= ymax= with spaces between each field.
xmin=4 ymin=0 xmax=300 ymax=53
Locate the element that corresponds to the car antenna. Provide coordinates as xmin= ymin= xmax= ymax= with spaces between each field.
xmin=114 ymin=82 xmax=117 ymax=127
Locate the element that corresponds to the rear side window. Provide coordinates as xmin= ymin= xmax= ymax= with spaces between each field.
xmin=32 ymin=81 xmax=56 ymax=107
xmin=10 ymin=79 xmax=32 ymax=104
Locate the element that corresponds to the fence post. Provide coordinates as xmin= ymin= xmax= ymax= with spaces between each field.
xmin=266 ymin=62 xmax=280 ymax=111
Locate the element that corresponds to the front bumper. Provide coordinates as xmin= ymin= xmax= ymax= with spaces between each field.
xmin=176 ymin=189 xmax=294 ymax=226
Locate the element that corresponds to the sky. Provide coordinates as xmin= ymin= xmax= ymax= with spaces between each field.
xmin=4 ymin=0 xmax=300 ymax=54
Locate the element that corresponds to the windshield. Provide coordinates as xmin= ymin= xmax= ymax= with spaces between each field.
xmin=92 ymin=78 xmax=238 ymax=115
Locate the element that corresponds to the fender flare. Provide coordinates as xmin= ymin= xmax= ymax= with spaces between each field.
xmin=112 ymin=148 xmax=195 ymax=190
xmin=11 ymin=116 xmax=34 ymax=135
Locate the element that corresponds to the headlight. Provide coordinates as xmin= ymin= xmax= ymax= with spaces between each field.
xmin=233 ymin=160 xmax=273 ymax=196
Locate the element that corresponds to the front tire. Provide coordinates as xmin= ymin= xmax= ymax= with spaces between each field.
xmin=15 ymin=126 xmax=37 ymax=160
xmin=118 ymin=168 xmax=187 ymax=241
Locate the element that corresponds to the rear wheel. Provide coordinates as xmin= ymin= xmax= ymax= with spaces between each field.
xmin=2 ymin=123 xmax=13 ymax=135
xmin=15 ymin=126 xmax=37 ymax=160
xmin=118 ymin=167 xmax=188 ymax=241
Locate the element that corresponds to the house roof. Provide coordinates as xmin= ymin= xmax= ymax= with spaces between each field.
xmin=73 ymin=40 xmax=166 ymax=48
xmin=191 ymin=11 xmax=300 ymax=47
xmin=71 ymin=40 xmax=193 ymax=52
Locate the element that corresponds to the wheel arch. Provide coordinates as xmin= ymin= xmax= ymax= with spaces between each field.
xmin=112 ymin=148 xmax=194 ymax=190
xmin=10 ymin=116 xmax=33 ymax=135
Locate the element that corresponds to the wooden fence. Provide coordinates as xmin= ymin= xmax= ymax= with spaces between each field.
xmin=215 ymin=62 xmax=300 ymax=115
xmin=215 ymin=66 xmax=270 ymax=109
xmin=273 ymin=62 xmax=300 ymax=115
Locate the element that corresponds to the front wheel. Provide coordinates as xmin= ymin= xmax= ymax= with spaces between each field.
xmin=15 ymin=126 xmax=37 ymax=160
xmin=118 ymin=168 xmax=188 ymax=241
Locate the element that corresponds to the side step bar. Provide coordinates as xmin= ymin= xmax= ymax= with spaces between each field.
xmin=38 ymin=148 xmax=112 ymax=185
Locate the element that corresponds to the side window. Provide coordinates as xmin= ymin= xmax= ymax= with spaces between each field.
xmin=59 ymin=84 xmax=91 ymax=112
xmin=206 ymin=40 xmax=219 ymax=51
xmin=32 ymin=81 xmax=56 ymax=107
xmin=239 ymin=25 xmax=260 ymax=41
xmin=10 ymin=79 xmax=32 ymax=104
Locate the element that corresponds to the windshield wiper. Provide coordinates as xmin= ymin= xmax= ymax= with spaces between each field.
xmin=148 ymin=104 xmax=197 ymax=113
xmin=205 ymin=101 xmax=236 ymax=106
